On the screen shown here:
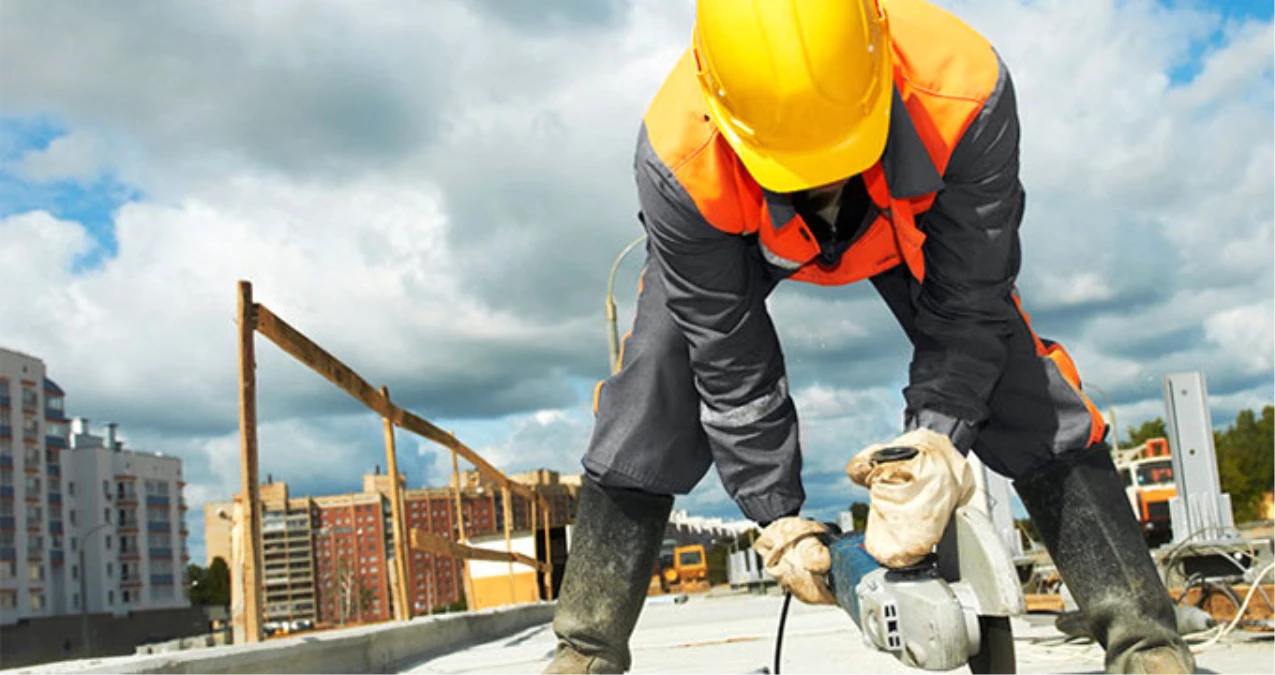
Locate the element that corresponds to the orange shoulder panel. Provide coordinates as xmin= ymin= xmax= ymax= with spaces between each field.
xmin=886 ymin=0 xmax=1001 ymax=178
xmin=642 ymin=50 xmax=763 ymax=235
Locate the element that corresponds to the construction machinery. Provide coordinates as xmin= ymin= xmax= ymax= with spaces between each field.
xmin=649 ymin=539 xmax=711 ymax=595
xmin=1114 ymin=438 xmax=1177 ymax=546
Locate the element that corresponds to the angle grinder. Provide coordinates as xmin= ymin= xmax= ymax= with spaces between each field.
xmin=823 ymin=452 xmax=1026 ymax=672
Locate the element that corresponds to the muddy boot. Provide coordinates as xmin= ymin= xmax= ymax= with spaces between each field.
xmin=1015 ymin=449 xmax=1195 ymax=674
xmin=544 ymin=478 xmax=673 ymax=674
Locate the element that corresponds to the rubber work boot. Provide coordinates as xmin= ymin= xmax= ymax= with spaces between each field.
xmin=543 ymin=478 xmax=673 ymax=674
xmin=1015 ymin=448 xmax=1196 ymax=674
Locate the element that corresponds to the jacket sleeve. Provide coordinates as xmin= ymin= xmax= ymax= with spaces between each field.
xmin=904 ymin=60 xmax=1025 ymax=449
xmin=633 ymin=125 xmax=804 ymax=524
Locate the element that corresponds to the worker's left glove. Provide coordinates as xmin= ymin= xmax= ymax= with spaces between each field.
xmin=753 ymin=517 xmax=837 ymax=605
xmin=846 ymin=428 xmax=976 ymax=568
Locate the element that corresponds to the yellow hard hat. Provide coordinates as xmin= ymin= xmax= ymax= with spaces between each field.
xmin=693 ymin=0 xmax=893 ymax=193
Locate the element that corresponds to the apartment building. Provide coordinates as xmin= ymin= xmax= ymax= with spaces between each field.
xmin=67 ymin=419 xmax=190 ymax=615
xmin=0 ymin=347 xmax=190 ymax=626
xmin=205 ymin=466 xmax=577 ymax=628
xmin=0 ymin=348 xmax=72 ymax=623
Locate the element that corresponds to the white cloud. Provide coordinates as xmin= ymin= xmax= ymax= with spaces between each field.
xmin=0 ymin=0 xmax=1269 ymax=528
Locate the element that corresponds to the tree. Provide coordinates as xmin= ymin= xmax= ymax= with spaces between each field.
xmin=1121 ymin=418 xmax=1168 ymax=448
xmin=1117 ymin=406 xmax=1273 ymax=524
xmin=849 ymin=502 xmax=869 ymax=533
xmin=187 ymin=557 xmax=231 ymax=606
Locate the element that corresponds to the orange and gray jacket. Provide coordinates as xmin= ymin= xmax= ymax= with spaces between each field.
xmin=630 ymin=1 xmax=1099 ymax=520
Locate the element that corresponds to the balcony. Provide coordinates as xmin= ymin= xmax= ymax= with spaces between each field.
xmin=44 ymin=435 xmax=66 ymax=450
xmin=120 ymin=549 xmax=140 ymax=561
xmin=47 ymin=492 xmax=61 ymax=506
xmin=48 ymin=520 xmax=62 ymax=534
xmin=0 ymin=517 xmax=11 ymax=531
xmin=27 ymin=547 xmax=41 ymax=561
xmin=149 ymin=547 xmax=173 ymax=559
xmin=0 ymin=487 xmax=12 ymax=499
xmin=51 ymin=550 xmax=63 ymax=565
xmin=44 ymin=407 xmax=65 ymax=422
xmin=150 ymin=574 xmax=174 ymax=585
xmin=0 ymin=547 xmax=13 ymax=559
xmin=119 ymin=520 xmax=140 ymax=533
xmin=121 ymin=575 xmax=143 ymax=587
xmin=45 ymin=464 xmax=59 ymax=477
xmin=0 ymin=456 xmax=10 ymax=470
xmin=146 ymin=496 xmax=169 ymax=508
xmin=147 ymin=521 xmax=170 ymax=532
xmin=25 ymin=519 xmax=41 ymax=531
xmin=0 ymin=426 xmax=9 ymax=438
xmin=0 ymin=395 xmax=9 ymax=408
xmin=118 ymin=493 xmax=139 ymax=507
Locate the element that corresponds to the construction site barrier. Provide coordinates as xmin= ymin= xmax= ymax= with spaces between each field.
xmin=8 ymin=602 xmax=554 ymax=675
xmin=234 ymin=281 xmax=554 ymax=644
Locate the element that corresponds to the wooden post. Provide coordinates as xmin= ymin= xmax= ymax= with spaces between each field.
xmin=502 ymin=485 xmax=515 ymax=603
xmin=236 ymin=281 xmax=263 ymax=643
xmin=530 ymin=490 xmax=540 ymax=600
xmin=451 ymin=447 xmax=474 ymax=610
xmin=380 ymin=386 xmax=412 ymax=621
xmin=541 ymin=495 xmax=553 ymax=601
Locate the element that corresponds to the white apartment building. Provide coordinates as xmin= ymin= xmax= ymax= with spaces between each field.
xmin=0 ymin=348 xmax=189 ymax=625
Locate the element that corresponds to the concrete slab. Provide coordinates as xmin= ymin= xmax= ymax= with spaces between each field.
xmin=402 ymin=593 xmax=1274 ymax=674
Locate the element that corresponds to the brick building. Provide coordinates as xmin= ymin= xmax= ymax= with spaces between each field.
xmin=205 ymin=467 xmax=576 ymax=628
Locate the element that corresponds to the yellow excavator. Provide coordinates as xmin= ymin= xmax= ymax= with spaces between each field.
xmin=649 ymin=540 xmax=710 ymax=594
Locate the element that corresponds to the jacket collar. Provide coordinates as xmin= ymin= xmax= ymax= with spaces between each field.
xmin=880 ymin=85 xmax=944 ymax=199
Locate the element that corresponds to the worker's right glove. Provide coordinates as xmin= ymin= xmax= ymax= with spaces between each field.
xmin=753 ymin=517 xmax=837 ymax=605
xmin=846 ymin=428 xmax=976 ymax=568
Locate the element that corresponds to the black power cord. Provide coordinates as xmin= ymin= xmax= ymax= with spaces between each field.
xmin=773 ymin=591 xmax=793 ymax=674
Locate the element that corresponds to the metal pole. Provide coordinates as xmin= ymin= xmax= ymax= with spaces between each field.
xmin=379 ymin=386 xmax=411 ymax=621
xmin=236 ymin=281 xmax=263 ymax=643
xmin=605 ymin=236 xmax=647 ymax=374
xmin=79 ymin=522 xmax=110 ymax=656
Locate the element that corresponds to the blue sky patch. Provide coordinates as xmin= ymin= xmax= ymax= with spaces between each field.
xmin=0 ymin=115 xmax=140 ymax=272
xmin=1165 ymin=0 xmax=1274 ymax=84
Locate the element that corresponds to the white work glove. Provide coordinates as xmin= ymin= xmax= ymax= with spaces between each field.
xmin=845 ymin=428 xmax=976 ymax=568
xmin=752 ymin=517 xmax=837 ymax=605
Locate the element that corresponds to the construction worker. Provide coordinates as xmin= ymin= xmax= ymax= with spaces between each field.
xmin=547 ymin=0 xmax=1194 ymax=673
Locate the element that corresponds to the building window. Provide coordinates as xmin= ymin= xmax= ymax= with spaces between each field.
xmin=70 ymin=537 xmax=77 ymax=552
xmin=108 ymin=590 xmax=114 ymax=605
xmin=69 ymin=509 xmax=77 ymax=526
xmin=68 ymin=481 xmax=75 ymax=497
xmin=123 ymin=590 xmax=131 ymax=604
xmin=0 ymin=561 xmax=15 ymax=580
xmin=71 ymin=565 xmax=78 ymax=580
xmin=106 ymin=562 xmax=113 ymax=578
xmin=103 ymin=480 xmax=109 ymax=499
xmin=0 ymin=594 xmax=13 ymax=609
xmin=29 ymin=565 xmax=43 ymax=582
xmin=29 ymin=593 xmax=44 ymax=610
xmin=72 ymin=593 xmax=79 ymax=609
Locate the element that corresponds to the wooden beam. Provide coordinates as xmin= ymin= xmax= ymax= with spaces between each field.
xmin=381 ymin=386 xmax=411 ymax=621
xmin=410 ymin=529 xmax=545 ymax=571
xmin=253 ymin=301 xmax=536 ymax=501
xmin=236 ymin=281 xmax=263 ymax=643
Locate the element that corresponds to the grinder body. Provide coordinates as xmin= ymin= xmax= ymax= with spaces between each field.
xmin=825 ymin=506 xmax=1024 ymax=671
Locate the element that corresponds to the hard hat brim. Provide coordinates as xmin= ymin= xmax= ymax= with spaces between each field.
xmin=710 ymin=85 xmax=892 ymax=194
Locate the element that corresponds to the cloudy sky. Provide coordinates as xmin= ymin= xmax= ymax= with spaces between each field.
xmin=2 ymin=0 xmax=1271 ymax=564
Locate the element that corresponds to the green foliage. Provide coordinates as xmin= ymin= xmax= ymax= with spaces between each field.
xmin=1120 ymin=406 xmax=1273 ymax=524
xmin=849 ymin=502 xmax=869 ymax=532
xmin=1215 ymin=406 xmax=1274 ymax=523
xmin=1121 ymin=418 xmax=1168 ymax=448
xmin=187 ymin=557 xmax=231 ymax=606
xmin=706 ymin=542 xmax=730 ymax=585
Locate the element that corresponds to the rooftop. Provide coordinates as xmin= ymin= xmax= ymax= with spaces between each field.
xmin=403 ymin=592 xmax=1274 ymax=674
